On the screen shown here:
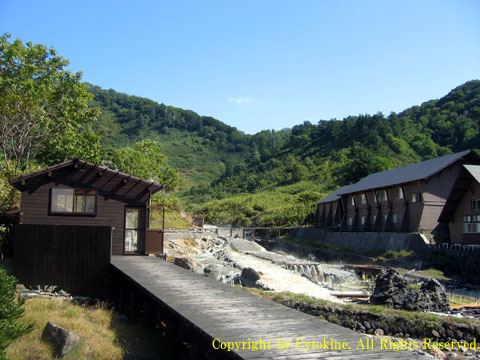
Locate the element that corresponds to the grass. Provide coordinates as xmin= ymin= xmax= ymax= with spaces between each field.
xmin=278 ymin=235 xmax=385 ymax=258
xmin=415 ymin=268 xmax=451 ymax=281
xmin=6 ymin=297 xmax=175 ymax=360
xmin=241 ymin=287 xmax=480 ymax=327
xmin=150 ymin=208 xmax=193 ymax=230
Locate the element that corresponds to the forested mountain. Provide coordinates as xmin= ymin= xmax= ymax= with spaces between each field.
xmin=193 ymin=80 xmax=480 ymax=200
xmin=88 ymin=85 xmax=290 ymax=188
xmin=88 ymin=80 xmax=480 ymax=225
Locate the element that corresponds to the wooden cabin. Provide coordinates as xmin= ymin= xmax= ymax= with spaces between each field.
xmin=9 ymin=159 xmax=164 ymax=255
xmin=439 ymin=165 xmax=480 ymax=244
xmin=314 ymin=150 xmax=480 ymax=233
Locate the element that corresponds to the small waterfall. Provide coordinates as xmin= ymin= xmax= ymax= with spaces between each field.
xmin=316 ymin=265 xmax=325 ymax=282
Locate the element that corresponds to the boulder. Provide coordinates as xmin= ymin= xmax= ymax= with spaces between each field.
xmin=203 ymin=264 xmax=220 ymax=279
xmin=240 ymin=267 xmax=261 ymax=287
xmin=41 ymin=322 xmax=82 ymax=357
xmin=173 ymin=256 xmax=197 ymax=271
xmin=370 ymin=268 xmax=409 ymax=308
xmin=370 ymin=269 xmax=450 ymax=312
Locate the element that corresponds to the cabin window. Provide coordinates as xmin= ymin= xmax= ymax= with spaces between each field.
xmin=472 ymin=200 xmax=480 ymax=212
xmin=360 ymin=193 xmax=366 ymax=204
xmin=411 ymin=193 xmax=421 ymax=203
xmin=370 ymin=215 xmax=377 ymax=225
xmin=377 ymin=190 xmax=387 ymax=202
xmin=50 ymin=188 xmax=96 ymax=215
xmin=394 ymin=187 xmax=403 ymax=200
xmin=346 ymin=217 xmax=353 ymax=226
xmin=463 ymin=215 xmax=480 ymax=233
xmin=360 ymin=216 xmax=366 ymax=225
xmin=349 ymin=196 xmax=355 ymax=206
xmin=392 ymin=214 xmax=403 ymax=224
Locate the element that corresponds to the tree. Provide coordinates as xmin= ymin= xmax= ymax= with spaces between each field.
xmin=0 ymin=33 xmax=99 ymax=175
xmin=0 ymin=268 xmax=33 ymax=359
xmin=110 ymin=139 xmax=179 ymax=191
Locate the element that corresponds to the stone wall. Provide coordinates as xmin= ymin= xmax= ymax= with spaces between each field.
xmin=292 ymin=228 xmax=430 ymax=253
xmin=163 ymin=229 xmax=244 ymax=242
xmin=280 ymin=299 xmax=480 ymax=343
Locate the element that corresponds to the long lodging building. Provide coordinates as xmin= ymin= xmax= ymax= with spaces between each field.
xmin=314 ymin=150 xmax=480 ymax=236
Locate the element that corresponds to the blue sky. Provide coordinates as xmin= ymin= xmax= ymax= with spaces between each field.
xmin=1 ymin=0 xmax=479 ymax=134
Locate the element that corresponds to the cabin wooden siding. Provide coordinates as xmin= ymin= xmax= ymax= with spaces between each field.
xmin=449 ymin=180 xmax=480 ymax=244
xmin=14 ymin=224 xmax=112 ymax=297
xmin=18 ymin=166 xmax=151 ymax=255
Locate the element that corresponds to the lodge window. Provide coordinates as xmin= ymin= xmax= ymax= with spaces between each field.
xmin=346 ymin=217 xmax=353 ymax=226
xmin=411 ymin=193 xmax=422 ymax=203
xmin=463 ymin=215 xmax=480 ymax=233
xmin=360 ymin=216 xmax=366 ymax=225
xmin=394 ymin=187 xmax=403 ymax=200
xmin=392 ymin=214 xmax=403 ymax=224
xmin=377 ymin=190 xmax=387 ymax=202
xmin=381 ymin=214 xmax=388 ymax=225
xmin=472 ymin=200 xmax=480 ymax=212
xmin=360 ymin=193 xmax=366 ymax=205
xmin=50 ymin=188 xmax=96 ymax=215
xmin=349 ymin=196 xmax=355 ymax=206
xmin=370 ymin=215 xmax=377 ymax=225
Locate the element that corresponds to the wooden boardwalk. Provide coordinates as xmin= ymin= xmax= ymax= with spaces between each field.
xmin=111 ymin=256 xmax=422 ymax=359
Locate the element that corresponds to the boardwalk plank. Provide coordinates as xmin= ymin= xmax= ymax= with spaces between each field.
xmin=111 ymin=256 xmax=421 ymax=359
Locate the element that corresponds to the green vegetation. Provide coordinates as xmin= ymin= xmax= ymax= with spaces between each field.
xmin=5 ymin=298 xmax=174 ymax=360
xmin=277 ymin=235 xmax=385 ymax=257
xmin=0 ymin=268 xmax=33 ymax=359
xmin=110 ymin=139 xmax=178 ymax=191
xmin=0 ymin=33 xmax=100 ymax=212
xmin=2 ymin=32 xmax=480 ymax=228
xmin=188 ymin=185 xmax=323 ymax=227
xmin=243 ymin=288 xmax=480 ymax=327
xmin=415 ymin=268 xmax=451 ymax=281
xmin=407 ymin=284 xmax=421 ymax=290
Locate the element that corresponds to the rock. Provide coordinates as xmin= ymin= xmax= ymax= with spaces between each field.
xmin=41 ymin=322 xmax=82 ymax=357
xmin=240 ymin=267 xmax=261 ymax=287
xmin=174 ymin=256 xmax=197 ymax=271
xmin=203 ymin=264 xmax=220 ymax=280
xmin=114 ymin=314 xmax=129 ymax=323
xmin=374 ymin=328 xmax=384 ymax=336
xmin=370 ymin=269 xmax=450 ymax=311
xmin=203 ymin=264 xmax=218 ymax=275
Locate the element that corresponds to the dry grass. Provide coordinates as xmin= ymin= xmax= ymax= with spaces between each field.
xmin=6 ymin=297 xmax=173 ymax=359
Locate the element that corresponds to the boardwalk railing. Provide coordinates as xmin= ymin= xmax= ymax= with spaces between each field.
xmin=14 ymin=224 xmax=112 ymax=297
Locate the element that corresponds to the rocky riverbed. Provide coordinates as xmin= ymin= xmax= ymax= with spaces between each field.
xmin=164 ymin=231 xmax=368 ymax=303
xmin=164 ymin=230 xmax=480 ymax=359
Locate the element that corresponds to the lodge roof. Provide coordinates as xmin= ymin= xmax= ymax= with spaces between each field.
xmin=317 ymin=150 xmax=478 ymax=204
xmin=9 ymin=159 xmax=164 ymax=193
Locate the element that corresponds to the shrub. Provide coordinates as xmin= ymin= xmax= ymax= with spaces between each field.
xmin=0 ymin=267 xmax=33 ymax=359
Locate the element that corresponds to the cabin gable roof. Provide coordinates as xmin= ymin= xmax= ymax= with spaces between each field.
xmin=9 ymin=159 xmax=163 ymax=197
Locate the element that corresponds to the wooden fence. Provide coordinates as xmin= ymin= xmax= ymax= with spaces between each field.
xmin=14 ymin=224 xmax=112 ymax=298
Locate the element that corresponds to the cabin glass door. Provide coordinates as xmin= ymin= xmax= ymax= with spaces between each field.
xmin=124 ymin=207 xmax=145 ymax=254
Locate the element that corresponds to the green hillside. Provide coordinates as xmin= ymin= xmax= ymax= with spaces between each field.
xmin=87 ymin=81 xmax=480 ymax=226
xmin=88 ymin=85 xmax=253 ymax=188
